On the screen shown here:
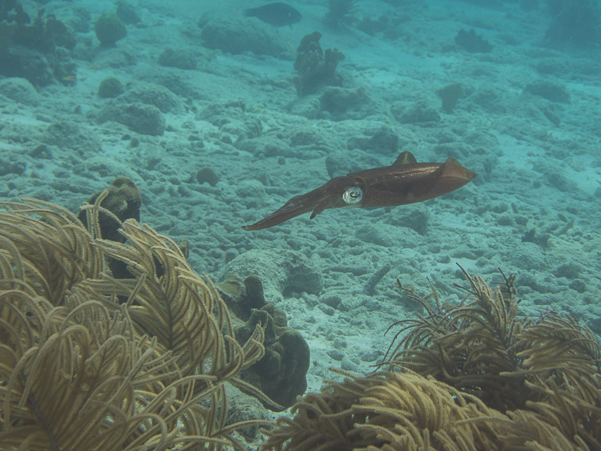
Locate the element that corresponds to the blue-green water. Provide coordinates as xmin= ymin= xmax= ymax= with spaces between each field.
xmin=1 ymin=0 xmax=600 ymax=447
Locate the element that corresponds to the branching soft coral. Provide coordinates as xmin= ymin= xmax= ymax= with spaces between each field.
xmin=261 ymin=266 xmax=601 ymax=450
xmin=0 ymin=197 xmax=268 ymax=451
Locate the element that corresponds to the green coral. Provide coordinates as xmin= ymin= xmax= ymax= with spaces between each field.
xmin=94 ymin=13 xmax=126 ymax=46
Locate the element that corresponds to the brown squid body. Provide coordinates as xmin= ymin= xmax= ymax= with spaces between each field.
xmin=243 ymin=151 xmax=476 ymax=231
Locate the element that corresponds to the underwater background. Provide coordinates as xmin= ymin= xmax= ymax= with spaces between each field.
xmin=1 ymin=0 xmax=601 ymax=447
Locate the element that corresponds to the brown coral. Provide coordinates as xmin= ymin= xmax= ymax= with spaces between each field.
xmin=78 ymin=176 xmax=141 ymax=243
xmin=219 ymin=275 xmax=310 ymax=410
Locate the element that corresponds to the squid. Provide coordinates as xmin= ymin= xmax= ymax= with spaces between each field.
xmin=243 ymin=151 xmax=476 ymax=231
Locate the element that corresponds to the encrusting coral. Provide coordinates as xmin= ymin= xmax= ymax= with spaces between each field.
xmin=0 ymin=196 xmax=269 ymax=450
xmin=261 ymin=267 xmax=601 ymax=450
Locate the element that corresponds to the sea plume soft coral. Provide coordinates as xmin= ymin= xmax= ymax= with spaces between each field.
xmin=260 ymin=267 xmax=601 ymax=450
xmin=324 ymin=0 xmax=359 ymax=27
xmin=0 ymin=197 xmax=268 ymax=450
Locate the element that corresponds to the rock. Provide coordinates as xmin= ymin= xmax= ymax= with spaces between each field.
xmin=158 ymin=47 xmax=197 ymax=70
xmin=510 ymin=242 xmax=546 ymax=271
xmin=224 ymin=383 xmax=270 ymax=440
xmin=98 ymin=101 xmax=166 ymax=136
xmin=524 ymin=79 xmax=570 ymax=104
xmin=346 ymin=124 xmax=399 ymax=154
xmin=287 ymin=95 xmax=320 ymax=118
xmin=199 ymin=14 xmax=286 ymax=57
xmin=42 ymin=121 xmax=102 ymax=155
xmin=116 ymin=1 xmax=141 ymax=25
xmin=221 ymin=249 xmax=323 ymax=302
xmin=320 ymin=86 xmax=381 ymax=120
xmin=454 ymin=28 xmax=492 ymax=53
xmin=355 ymin=224 xmax=423 ymax=248
xmin=3 ymin=47 xmax=54 ymax=87
xmin=553 ymin=262 xmax=581 ymax=279
xmin=391 ymin=100 xmax=441 ymax=124
xmin=119 ymin=81 xmax=185 ymax=114
xmin=0 ymin=159 xmax=26 ymax=176
xmin=0 ymin=77 xmax=39 ymax=105
xmin=93 ymin=48 xmax=137 ymax=68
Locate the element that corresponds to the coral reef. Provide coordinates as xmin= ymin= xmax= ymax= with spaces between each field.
xmin=261 ymin=267 xmax=601 ymax=450
xmin=0 ymin=0 xmax=21 ymax=57
xmin=293 ymin=31 xmax=345 ymax=97
xmin=94 ymin=12 xmax=127 ymax=46
xmin=0 ymin=197 xmax=268 ymax=450
xmin=218 ymin=275 xmax=311 ymax=410
xmin=0 ymin=1 xmax=76 ymax=86
xmin=455 ymin=28 xmax=493 ymax=53
xmin=2 ymin=2 xmax=74 ymax=53
xmin=243 ymin=3 xmax=302 ymax=27
xmin=77 ymin=177 xmax=141 ymax=281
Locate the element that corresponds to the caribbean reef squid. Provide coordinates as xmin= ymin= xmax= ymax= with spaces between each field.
xmin=243 ymin=151 xmax=476 ymax=231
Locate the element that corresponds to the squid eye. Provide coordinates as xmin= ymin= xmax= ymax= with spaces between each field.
xmin=342 ymin=186 xmax=363 ymax=204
